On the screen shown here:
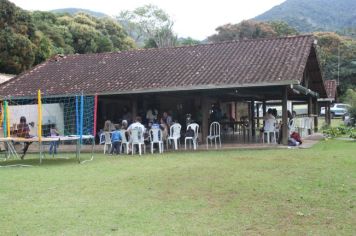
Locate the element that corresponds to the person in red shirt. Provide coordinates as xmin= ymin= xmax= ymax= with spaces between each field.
xmin=16 ymin=116 xmax=32 ymax=160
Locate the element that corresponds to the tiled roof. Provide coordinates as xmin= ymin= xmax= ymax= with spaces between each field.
xmin=0 ymin=35 xmax=317 ymax=98
xmin=324 ymin=80 xmax=337 ymax=99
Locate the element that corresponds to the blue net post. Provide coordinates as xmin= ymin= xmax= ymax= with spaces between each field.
xmin=3 ymin=101 xmax=7 ymax=137
xmin=80 ymin=94 xmax=84 ymax=144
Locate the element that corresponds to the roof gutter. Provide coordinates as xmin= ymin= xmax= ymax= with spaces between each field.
xmin=290 ymin=84 xmax=319 ymax=98
xmin=0 ymin=80 xmax=300 ymax=100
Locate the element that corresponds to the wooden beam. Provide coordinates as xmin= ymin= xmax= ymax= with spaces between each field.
xmin=250 ymin=100 xmax=255 ymax=138
xmin=313 ymin=97 xmax=318 ymax=132
xmin=262 ymin=100 xmax=267 ymax=128
xmin=282 ymin=86 xmax=288 ymax=145
xmin=201 ymin=96 xmax=210 ymax=140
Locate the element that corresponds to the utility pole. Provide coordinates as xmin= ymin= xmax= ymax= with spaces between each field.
xmin=337 ymin=43 xmax=340 ymax=86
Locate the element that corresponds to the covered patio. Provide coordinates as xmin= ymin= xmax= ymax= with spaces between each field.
xmin=0 ymin=35 xmax=327 ymax=148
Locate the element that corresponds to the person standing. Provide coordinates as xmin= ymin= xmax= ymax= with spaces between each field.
xmin=110 ymin=125 xmax=122 ymax=155
xmin=49 ymin=124 xmax=60 ymax=155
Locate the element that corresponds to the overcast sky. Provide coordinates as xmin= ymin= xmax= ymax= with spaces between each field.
xmin=9 ymin=0 xmax=285 ymax=40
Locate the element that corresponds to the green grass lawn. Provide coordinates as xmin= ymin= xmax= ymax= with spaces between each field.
xmin=0 ymin=140 xmax=355 ymax=235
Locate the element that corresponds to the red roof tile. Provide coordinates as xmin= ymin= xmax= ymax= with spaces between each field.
xmin=0 ymin=35 xmax=318 ymax=98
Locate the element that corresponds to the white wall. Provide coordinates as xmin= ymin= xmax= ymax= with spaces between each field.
xmin=9 ymin=103 xmax=64 ymax=136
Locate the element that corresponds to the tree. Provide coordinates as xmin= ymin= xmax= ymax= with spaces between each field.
xmin=0 ymin=0 xmax=136 ymax=74
xmin=0 ymin=29 xmax=35 ymax=74
xmin=178 ymin=37 xmax=201 ymax=46
xmin=208 ymin=20 xmax=279 ymax=42
xmin=269 ymin=21 xmax=299 ymax=36
xmin=343 ymin=89 xmax=356 ymax=121
xmin=117 ymin=4 xmax=177 ymax=48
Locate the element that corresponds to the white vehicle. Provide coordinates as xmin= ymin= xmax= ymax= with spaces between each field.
xmin=320 ymin=103 xmax=351 ymax=118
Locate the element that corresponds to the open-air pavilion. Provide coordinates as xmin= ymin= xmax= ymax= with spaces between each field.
xmin=0 ymin=35 xmax=328 ymax=148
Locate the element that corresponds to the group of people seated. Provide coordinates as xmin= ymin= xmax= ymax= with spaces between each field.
xmin=102 ymin=111 xmax=175 ymax=155
xmin=260 ymin=108 xmax=300 ymax=145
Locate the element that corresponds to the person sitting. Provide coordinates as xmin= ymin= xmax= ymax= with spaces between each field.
xmin=162 ymin=112 xmax=173 ymax=127
xmin=127 ymin=116 xmax=146 ymax=135
xmin=110 ymin=124 xmax=122 ymax=155
xmin=127 ymin=116 xmax=146 ymax=153
xmin=104 ymin=120 xmax=115 ymax=132
xmin=16 ymin=116 xmax=33 ymax=160
xmin=160 ymin=118 xmax=169 ymax=142
xmin=259 ymin=109 xmax=276 ymax=141
xmin=49 ymin=124 xmax=60 ymax=155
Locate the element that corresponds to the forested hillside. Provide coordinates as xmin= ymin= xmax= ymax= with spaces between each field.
xmin=255 ymin=0 xmax=356 ymax=34
xmin=0 ymin=0 xmax=134 ymax=74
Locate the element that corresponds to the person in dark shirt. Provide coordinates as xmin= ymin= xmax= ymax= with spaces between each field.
xmin=17 ymin=116 xmax=32 ymax=160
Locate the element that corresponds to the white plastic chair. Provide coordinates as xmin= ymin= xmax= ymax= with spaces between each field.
xmin=167 ymin=123 xmax=181 ymax=150
xmin=150 ymin=128 xmax=164 ymax=154
xmin=185 ymin=123 xmax=199 ymax=150
xmin=103 ymin=132 xmax=112 ymax=154
xmin=206 ymin=122 xmax=221 ymax=149
xmin=120 ymin=130 xmax=130 ymax=154
xmin=262 ymin=119 xmax=277 ymax=144
xmin=130 ymin=127 xmax=145 ymax=155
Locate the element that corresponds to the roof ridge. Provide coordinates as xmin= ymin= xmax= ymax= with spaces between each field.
xmin=61 ymin=34 xmax=314 ymax=58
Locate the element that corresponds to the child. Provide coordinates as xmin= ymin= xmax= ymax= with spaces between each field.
xmin=110 ymin=124 xmax=122 ymax=155
xmin=49 ymin=124 xmax=60 ymax=155
xmin=17 ymin=116 xmax=33 ymax=160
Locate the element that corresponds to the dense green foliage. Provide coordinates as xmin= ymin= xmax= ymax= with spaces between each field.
xmin=314 ymin=32 xmax=356 ymax=94
xmin=344 ymin=89 xmax=356 ymax=121
xmin=254 ymin=0 xmax=356 ymax=35
xmin=322 ymin=125 xmax=355 ymax=138
xmin=0 ymin=0 xmax=134 ymax=74
xmin=208 ymin=20 xmax=299 ymax=42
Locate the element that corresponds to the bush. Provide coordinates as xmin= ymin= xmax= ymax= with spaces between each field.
xmin=323 ymin=125 xmax=355 ymax=138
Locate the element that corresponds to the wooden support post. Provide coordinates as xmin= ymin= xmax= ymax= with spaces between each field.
xmin=256 ymin=103 xmax=260 ymax=128
xmin=262 ymin=100 xmax=266 ymax=127
xmin=308 ymin=96 xmax=313 ymax=116
xmin=326 ymin=101 xmax=331 ymax=126
xmin=313 ymin=97 xmax=318 ymax=132
xmin=250 ymin=100 xmax=255 ymax=138
xmin=307 ymin=96 xmax=313 ymax=135
xmin=201 ymin=96 xmax=210 ymax=140
xmin=282 ymin=86 xmax=288 ymax=145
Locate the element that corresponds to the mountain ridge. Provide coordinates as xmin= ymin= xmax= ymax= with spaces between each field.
xmin=254 ymin=0 xmax=356 ymax=33
xmin=51 ymin=8 xmax=109 ymax=18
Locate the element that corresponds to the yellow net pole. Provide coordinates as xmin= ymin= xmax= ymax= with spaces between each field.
xmin=6 ymin=103 xmax=10 ymax=137
xmin=37 ymin=90 xmax=42 ymax=142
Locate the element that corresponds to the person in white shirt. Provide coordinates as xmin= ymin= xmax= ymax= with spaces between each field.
xmin=127 ymin=116 xmax=146 ymax=134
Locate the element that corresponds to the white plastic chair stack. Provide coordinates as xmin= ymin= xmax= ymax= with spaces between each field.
xmin=185 ymin=123 xmax=199 ymax=150
xmin=206 ymin=122 xmax=221 ymax=149
xmin=301 ymin=117 xmax=311 ymax=137
xmin=120 ymin=130 xmax=130 ymax=154
xmin=288 ymin=118 xmax=296 ymax=135
xmin=131 ymin=127 xmax=145 ymax=155
xmin=150 ymin=128 xmax=164 ymax=154
xmin=262 ymin=119 xmax=277 ymax=144
xmin=103 ymin=132 xmax=112 ymax=154
xmin=168 ymin=123 xmax=181 ymax=150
